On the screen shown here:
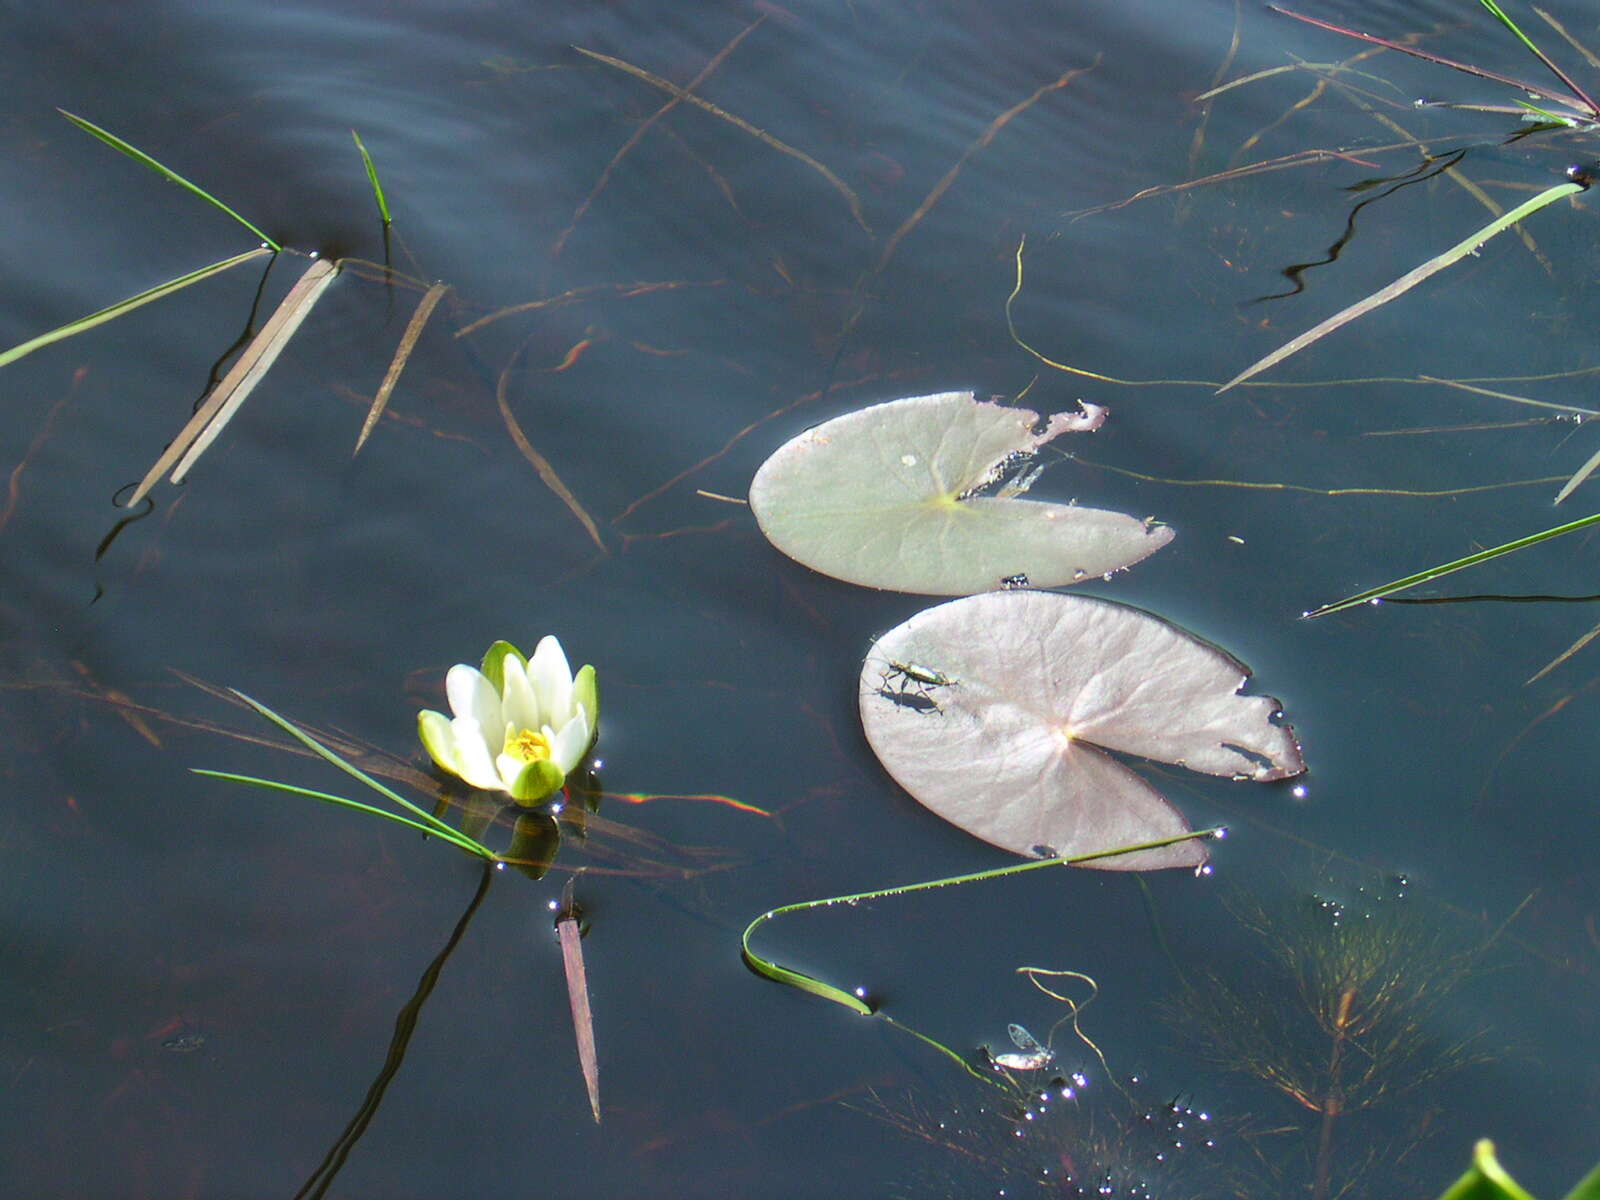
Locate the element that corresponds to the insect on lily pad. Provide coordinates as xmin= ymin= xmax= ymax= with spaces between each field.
xmin=749 ymin=391 xmax=1173 ymax=595
xmin=859 ymin=590 xmax=1305 ymax=871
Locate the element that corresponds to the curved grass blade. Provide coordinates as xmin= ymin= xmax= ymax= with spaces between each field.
xmin=1305 ymin=509 xmax=1600 ymax=618
xmin=1218 ymin=181 xmax=1583 ymax=393
xmin=191 ymin=769 xmax=495 ymax=858
xmin=741 ymin=828 xmax=1220 ymax=1016
xmin=0 ymin=248 xmax=272 ymax=372
xmin=58 ymin=109 xmax=281 ymax=251
xmin=351 ymin=130 xmax=392 ymax=226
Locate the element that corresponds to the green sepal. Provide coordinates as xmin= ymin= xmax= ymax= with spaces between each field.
xmin=416 ymin=709 xmax=458 ymax=775
xmin=480 ymin=640 xmax=526 ymax=694
xmin=1437 ymin=1141 xmax=1538 ymax=1200
xmin=573 ymin=663 xmax=600 ymax=748
xmin=506 ymin=757 xmax=565 ymax=805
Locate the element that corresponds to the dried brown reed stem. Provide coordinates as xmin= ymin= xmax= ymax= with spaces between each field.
xmin=130 ymin=256 xmax=339 ymax=505
xmin=557 ymin=875 xmax=601 ymax=1123
xmin=355 ymin=282 xmax=450 ymax=454
xmin=554 ymin=17 xmax=766 ymax=259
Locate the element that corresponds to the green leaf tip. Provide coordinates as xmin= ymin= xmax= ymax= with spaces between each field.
xmin=351 ymin=129 xmax=392 ymax=225
xmin=58 ymin=109 xmax=281 ymax=251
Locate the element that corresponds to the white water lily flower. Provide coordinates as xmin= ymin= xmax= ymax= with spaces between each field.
xmin=418 ymin=637 xmax=599 ymax=804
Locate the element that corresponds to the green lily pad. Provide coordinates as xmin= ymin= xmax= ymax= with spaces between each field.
xmin=748 ymin=391 xmax=1173 ymax=595
xmin=859 ymin=590 xmax=1304 ymax=871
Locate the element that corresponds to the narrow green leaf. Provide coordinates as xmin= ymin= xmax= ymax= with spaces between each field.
xmin=1306 ymin=510 xmax=1600 ymax=618
xmin=228 ymin=689 xmax=479 ymax=844
xmin=351 ymin=129 xmax=392 ymax=225
xmin=1563 ymin=1157 xmax=1600 ymax=1200
xmin=1219 ymin=181 xmax=1583 ymax=393
xmin=0 ymin=247 xmax=271 ymax=371
xmin=58 ymin=109 xmax=281 ymax=250
xmin=1477 ymin=0 xmax=1600 ymax=117
xmin=191 ymin=768 xmax=496 ymax=858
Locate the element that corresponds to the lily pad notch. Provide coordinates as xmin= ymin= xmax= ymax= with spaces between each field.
xmin=748 ymin=391 xmax=1173 ymax=595
xmin=860 ymin=590 xmax=1305 ymax=871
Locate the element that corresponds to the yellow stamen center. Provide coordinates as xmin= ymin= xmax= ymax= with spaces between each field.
xmin=504 ymin=727 xmax=552 ymax=763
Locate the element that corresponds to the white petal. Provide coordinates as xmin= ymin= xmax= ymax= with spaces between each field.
xmin=446 ymin=664 xmax=501 ymax=734
xmin=417 ymin=710 xmax=462 ymax=776
xmin=531 ymin=635 xmax=574 ymax=727
xmin=495 ymin=751 xmax=526 ymax=793
xmin=547 ymin=712 xmax=590 ymax=774
xmin=449 ymin=716 xmax=503 ymax=790
xmin=500 ymin=655 xmax=542 ymax=731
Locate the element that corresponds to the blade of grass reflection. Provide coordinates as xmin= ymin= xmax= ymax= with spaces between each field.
xmin=294 ymin=863 xmax=495 ymax=1200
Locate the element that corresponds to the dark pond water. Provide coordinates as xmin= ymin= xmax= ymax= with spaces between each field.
xmin=4 ymin=1 xmax=1599 ymax=1196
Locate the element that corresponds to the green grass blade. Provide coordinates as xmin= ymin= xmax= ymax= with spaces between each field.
xmin=58 ymin=109 xmax=281 ymax=251
xmin=192 ymin=769 xmax=495 ymax=858
xmin=1306 ymin=509 xmax=1600 ymax=618
xmin=1218 ymin=181 xmax=1583 ymax=393
xmin=229 ymin=689 xmax=481 ymax=845
xmin=1478 ymin=0 xmax=1600 ymax=116
xmin=350 ymin=130 xmax=391 ymax=225
xmin=1562 ymin=1157 xmax=1600 ymax=1200
xmin=742 ymin=828 xmax=1220 ymax=1016
xmin=0 ymin=247 xmax=272 ymax=371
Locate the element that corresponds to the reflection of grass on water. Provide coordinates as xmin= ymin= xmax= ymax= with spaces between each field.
xmin=1162 ymin=883 xmax=1505 ymax=1200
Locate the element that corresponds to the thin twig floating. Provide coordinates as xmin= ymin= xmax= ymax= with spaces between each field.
xmin=555 ymin=17 xmax=765 ymax=259
xmin=0 ymin=248 xmax=272 ymax=372
xmin=1216 ymin=180 xmax=1584 ymax=393
xmin=58 ymin=109 xmax=282 ymax=250
xmin=556 ymin=875 xmax=601 ymax=1123
xmin=355 ymin=282 xmax=450 ymax=454
xmin=572 ymin=44 xmax=870 ymax=234
xmin=130 ymin=256 xmax=340 ymax=505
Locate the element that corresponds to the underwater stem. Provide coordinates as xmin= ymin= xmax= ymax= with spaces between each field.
xmin=1312 ymin=985 xmax=1357 ymax=1200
